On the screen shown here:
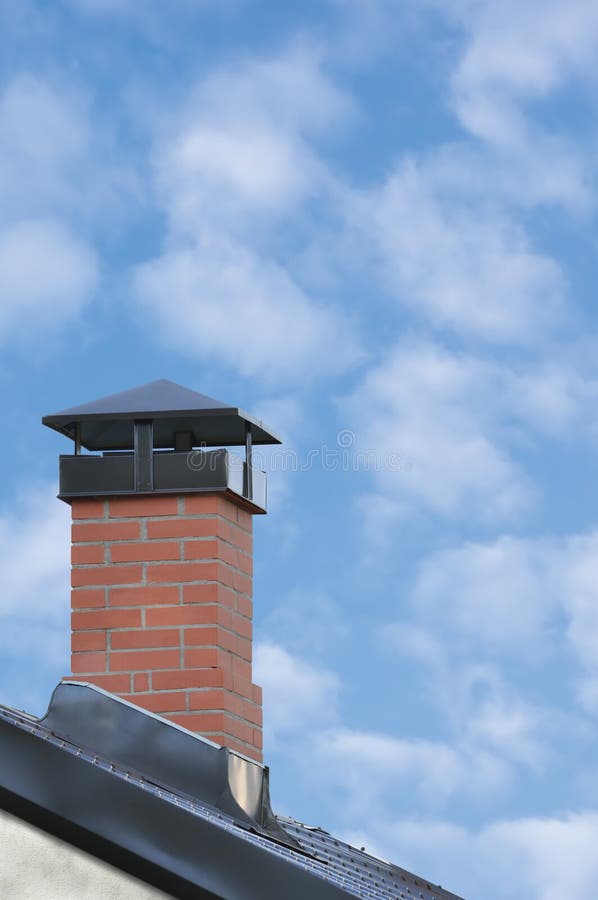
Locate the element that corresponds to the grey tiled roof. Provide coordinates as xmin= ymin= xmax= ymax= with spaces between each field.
xmin=279 ymin=817 xmax=462 ymax=900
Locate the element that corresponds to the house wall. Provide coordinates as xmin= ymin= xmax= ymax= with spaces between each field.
xmin=0 ymin=810 xmax=170 ymax=899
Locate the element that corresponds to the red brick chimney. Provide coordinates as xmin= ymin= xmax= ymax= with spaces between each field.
xmin=43 ymin=380 xmax=281 ymax=764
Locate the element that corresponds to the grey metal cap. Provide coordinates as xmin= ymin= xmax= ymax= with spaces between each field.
xmin=42 ymin=379 xmax=282 ymax=451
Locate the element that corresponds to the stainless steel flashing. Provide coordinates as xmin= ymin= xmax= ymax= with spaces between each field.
xmin=0 ymin=683 xmax=465 ymax=900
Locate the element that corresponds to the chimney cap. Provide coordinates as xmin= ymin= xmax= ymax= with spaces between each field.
xmin=42 ymin=378 xmax=282 ymax=451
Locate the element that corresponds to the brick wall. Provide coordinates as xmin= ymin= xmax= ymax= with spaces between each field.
xmin=68 ymin=494 xmax=262 ymax=762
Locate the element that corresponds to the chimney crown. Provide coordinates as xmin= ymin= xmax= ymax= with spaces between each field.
xmin=42 ymin=379 xmax=280 ymax=514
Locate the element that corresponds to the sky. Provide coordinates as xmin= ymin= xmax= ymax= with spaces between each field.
xmin=1 ymin=1 xmax=598 ymax=897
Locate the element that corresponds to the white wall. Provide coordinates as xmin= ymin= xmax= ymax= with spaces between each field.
xmin=0 ymin=809 xmax=171 ymax=899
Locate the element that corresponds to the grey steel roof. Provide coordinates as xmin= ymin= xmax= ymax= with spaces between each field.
xmin=279 ymin=818 xmax=462 ymax=900
xmin=0 ymin=683 xmax=464 ymax=900
xmin=42 ymin=379 xmax=281 ymax=450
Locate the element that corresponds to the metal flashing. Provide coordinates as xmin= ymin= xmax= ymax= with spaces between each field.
xmin=0 ymin=683 xmax=465 ymax=900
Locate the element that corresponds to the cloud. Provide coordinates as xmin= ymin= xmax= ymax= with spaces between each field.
xmin=135 ymin=46 xmax=362 ymax=382
xmin=391 ymin=530 xmax=598 ymax=717
xmin=0 ymin=219 xmax=98 ymax=344
xmin=311 ymin=727 xmax=509 ymax=815
xmin=253 ymin=641 xmax=340 ymax=743
xmin=0 ymin=484 xmax=70 ymax=713
xmin=256 ymin=641 xmax=516 ymax=817
xmin=134 ymin=235 xmax=360 ymax=381
xmin=385 ymin=622 xmax=557 ymax=772
xmin=342 ymin=340 xmax=532 ymax=522
xmin=449 ymin=0 xmax=598 ymax=144
xmin=358 ymin=157 xmax=567 ymax=341
xmin=347 ymin=811 xmax=598 ymax=900
xmin=343 ymin=333 xmax=598 ymax=530
xmin=153 ymin=44 xmax=351 ymax=232
xmin=257 ymin=588 xmax=348 ymax=658
xmin=0 ymin=75 xmax=92 ymax=224
xmin=412 ymin=536 xmax=563 ymax=654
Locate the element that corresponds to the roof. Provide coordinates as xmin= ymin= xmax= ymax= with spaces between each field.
xmin=0 ymin=683 xmax=464 ymax=900
xmin=42 ymin=379 xmax=282 ymax=450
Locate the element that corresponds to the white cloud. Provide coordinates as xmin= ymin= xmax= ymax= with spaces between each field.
xmin=256 ymin=640 xmax=519 ymax=814
xmin=348 ymin=811 xmax=598 ymax=900
xmin=385 ymin=622 xmax=557 ymax=772
xmin=412 ymin=536 xmax=563 ymax=654
xmin=253 ymin=641 xmax=340 ymax=742
xmin=0 ymin=484 xmax=70 ymax=622
xmin=343 ymin=335 xmax=598 ymax=529
xmin=391 ymin=530 xmax=598 ymax=716
xmin=0 ymin=484 xmax=70 ymax=713
xmin=258 ymin=588 xmax=348 ymax=658
xmin=450 ymin=0 xmax=598 ymax=145
xmin=360 ymin=158 xmax=567 ymax=341
xmin=0 ymin=75 xmax=89 ymax=222
xmin=0 ymin=219 xmax=98 ymax=344
xmin=311 ymin=727 xmax=509 ymax=813
xmin=343 ymin=340 xmax=532 ymax=521
xmin=134 ymin=236 xmax=361 ymax=381
xmin=135 ymin=46 xmax=361 ymax=382
xmin=154 ymin=44 xmax=351 ymax=234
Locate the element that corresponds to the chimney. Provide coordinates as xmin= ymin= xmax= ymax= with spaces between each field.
xmin=42 ymin=380 xmax=281 ymax=763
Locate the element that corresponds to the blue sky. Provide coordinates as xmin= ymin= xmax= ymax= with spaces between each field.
xmin=2 ymin=1 xmax=598 ymax=896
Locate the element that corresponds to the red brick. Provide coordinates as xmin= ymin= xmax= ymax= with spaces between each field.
xmin=232 ymin=675 xmax=254 ymax=699
xmin=232 ymin=570 xmax=251 ymax=595
xmin=183 ymin=648 xmax=223 ymax=668
xmin=216 ymin=565 xmax=251 ymax=596
xmin=72 ymin=544 xmax=105 ymax=565
xmin=124 ymin=692 xmax=187 ymax=713
xmin=182 ymin=539 xmax=219 ymax=561
xmin=146 ymin=562 xmax=218 ymax=584
xmin=229 ymin=524 xmax=252 ymax=554
xmin=168 ymin=711 xmax=230 ymax=732
xmin=67 ymin=673 xmax=131 ymax=693
xmin=72 ymin=565 xmax=142 ymax=587
xmin=72 ymin=608 xmax=142 ymax=630
xmin=71 ymin=652 xmax=107 ymax=673
xmin=133 ymin=672 xmax=149 ymax=692
xmin=72 ymin=631 xmax=106 ymax=652
xmin=231 ymin=613 xmax=252 ymax=639
xmin=72 ymin=521 xmax=141 ymax=543
xmin=109 ymin=585 xmax=179 ymax=607
xmin=147 ymin=519 xmax=218 ymax=540
xmin=189 ymin=689 xmax=244 ymax=716
xmin=184 ymin=627 xmax=236 ymax=651
xmin=152 ymin=668 xmax=231 ymax=691
xmin=243 ymin=700 xmax=263 ymax=726
xmin=253 ymin=727 xmax=263 ymax=750
xmin=111 ymin=629 xmax=180 ymax=650
xmin=237 ymin=636 xmax=252 ymax=662
xmin=236 ymin=509 xmax=252 ymax=532
xmin=71 ymin=589 xmax=105 ymax=609
xmin=216 ymin=715 xmax=253 ymax=744
xmin=183 ymin=583 xmax=236 ymax=607
xmin=232 ymin=656 xmax=251 ymax=682
xmin=146 ymin=605 xmax=223 ymax=627
xmin=237 ymin=595 xmax=253 ymax=618
xmin=183 ymin=495 xmax=235 ymax=517
xmin=219 ymin=736 xmax=262 ymax=762
xmin=109 ymin=649 xmax=180 ymax=671
xmin=251 ymin=683 xmax=262 ymax=705
xmin=109 ymin=496 xmax=178 ymax=518
xmin=71 ymin=499 xmax=106 ymax=520
xmin=110 ymin=541 xmax=180 ymax=563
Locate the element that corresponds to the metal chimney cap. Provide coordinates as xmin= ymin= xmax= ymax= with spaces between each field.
xmin=42 ymin=379 xmax=282 ymax=451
